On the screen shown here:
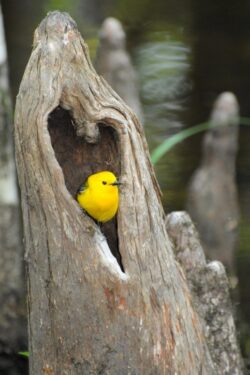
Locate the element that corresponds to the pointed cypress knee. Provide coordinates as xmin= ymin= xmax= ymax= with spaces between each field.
xmin=187 ymin=92 xmax=239 ymax=274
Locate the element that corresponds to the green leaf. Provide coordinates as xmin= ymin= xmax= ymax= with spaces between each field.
xmin=151 ymin=121 xmax=211 ymax=165
xmin=18 ymin=351 xmax=29 ymax=358
xmin=150 ymin=116 xmax=250 ymax=166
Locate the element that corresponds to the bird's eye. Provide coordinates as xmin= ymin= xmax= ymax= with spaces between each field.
xmin=102 ymin=181 xmax=107 ymax=185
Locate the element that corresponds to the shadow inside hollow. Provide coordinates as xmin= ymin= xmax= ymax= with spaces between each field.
xmin=47 ymin=106 xmax=124 ymax=271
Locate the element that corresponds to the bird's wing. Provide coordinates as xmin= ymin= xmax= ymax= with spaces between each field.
xmin=76 ymin=183 xmax=86 ymax=197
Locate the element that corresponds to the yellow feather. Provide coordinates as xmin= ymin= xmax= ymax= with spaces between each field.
xmin=76 ymin=171 xmax=120 ymax=223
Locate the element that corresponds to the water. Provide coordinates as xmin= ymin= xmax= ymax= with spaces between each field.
xmin=134 ymin=29 xmax=195 ymax=212
xmin=135 ymin=31 xmax=192 ymax=135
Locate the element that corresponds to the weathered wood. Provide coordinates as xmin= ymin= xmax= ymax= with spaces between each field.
xmin=166 ymin=211 xmax=244 ymax=375
xmin=0 ymin=3 xmax=27 ymax=374
xmin=187 ymin=92 xmax=239 ymax=273
xmin=15 ymin=11 xmax=216 ymax=374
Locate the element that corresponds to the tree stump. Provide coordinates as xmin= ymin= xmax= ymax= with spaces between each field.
xmin=95 ymin=17 xmax=143 ymax=124
xmin=15 ymin=11 xmax=216 ymax=375
xmin=166 ymin=212 xmax=244 ymax=375
xmin=187 ymin=92 xmax=239 ymax=273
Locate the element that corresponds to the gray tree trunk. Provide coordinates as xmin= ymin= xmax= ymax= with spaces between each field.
xmin=15 ymin=11 xmax=217 ymax=375
xmin=0 ymin=3 xmax=27 ymax=374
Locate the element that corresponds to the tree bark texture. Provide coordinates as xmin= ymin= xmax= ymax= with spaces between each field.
xmin=166 ymin=212 xmax=244 ymax=375
xmin=15 ymin=12 xmax=216 ymax=375
xmin=0 ymin=3 xmax=27 ymax=374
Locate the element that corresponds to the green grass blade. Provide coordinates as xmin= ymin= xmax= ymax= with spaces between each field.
xmin=151 ymin=121 xmax=211 ymax=165
xmin=18 ymin=351 xmax=29 ymax=357
xmin=150 ymin=116 xmax=250 ymax=166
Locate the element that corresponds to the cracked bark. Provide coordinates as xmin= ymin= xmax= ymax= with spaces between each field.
xmin=15 ymin=11 xmax=216 ymax=375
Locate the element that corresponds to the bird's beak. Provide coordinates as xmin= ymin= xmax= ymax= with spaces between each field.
xmin=111 ymin=180 xmax=122 ymax=186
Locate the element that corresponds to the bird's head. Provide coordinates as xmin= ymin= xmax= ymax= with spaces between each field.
xmin=87 ymin=171 xmax=121 ymax=190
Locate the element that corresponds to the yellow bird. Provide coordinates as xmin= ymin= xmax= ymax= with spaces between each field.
xmin=76 ymin=171 xmax=121 ymax=223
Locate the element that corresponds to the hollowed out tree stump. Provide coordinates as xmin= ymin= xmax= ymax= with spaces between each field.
xmin=15 ymin=11 xmax=216 ymax=375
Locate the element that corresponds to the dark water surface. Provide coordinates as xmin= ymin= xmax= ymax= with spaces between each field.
xmin=2 ymin=0 xmax=250 ymax=369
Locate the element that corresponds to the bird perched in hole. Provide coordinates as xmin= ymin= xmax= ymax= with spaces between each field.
xmin=76 ymin=171 xmax=121 ymax=223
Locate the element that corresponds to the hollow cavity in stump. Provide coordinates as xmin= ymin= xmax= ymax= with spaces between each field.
xmin=47 ymin=106 xmax=124 ymax=271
